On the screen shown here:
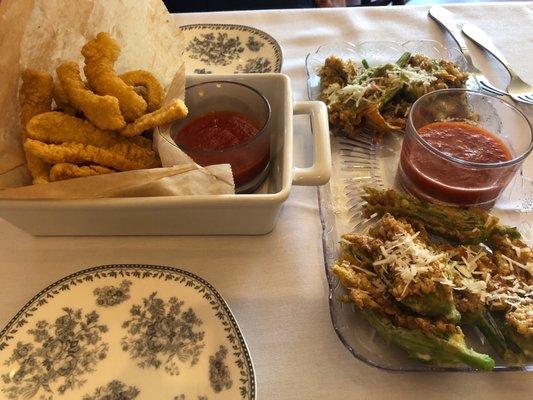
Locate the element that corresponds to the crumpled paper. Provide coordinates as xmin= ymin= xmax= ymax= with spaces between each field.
xmin=154 ymin=67 xmax=195 ymax=167
xmin=0 ymin=0 xmax=234 ymax=198
xmin=0 ymin=164 xmax=234 ymax=199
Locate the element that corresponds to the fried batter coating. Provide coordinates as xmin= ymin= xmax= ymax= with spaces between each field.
xmin=506 ymin=304 xmax=533 ymax=338
xmin=50 ymin=163 xmax=115 ymax=182
xmin=27 ymin=112 xmax=152 ymax=149
xmin=319 ymin=56 xmax=357 ymax=88
xmin=120 ymin=70 xmax=164 ymax=112
xmin=20 ymin=69 xmax=54 ymax=126
xmin=57 ymin=61 xmax=125 ymax=130
xmin=120 ymin=99 xmax=188 ymax=137
xmin=371 ymin=214 xmax=452 ymax=301
xmin=24 ymin=139 xmax=160 ymax=171
xmin=52 ymin=81 xmax=77 ymax=115
xmin=369 ymin=213 xmax=419 ymax=241
xmin=82 ymin=32 xmax=147 ymax=122
xmin=332 ymin=262 xmax=458 ymax=336
xmin=361 ymin=187 xmax=517 ymax=244
xmin=343 ymin=214 xmax=459 ymax=322
xmin=19 ymin=69 xmax=54 ymax=184
xmin=488 ymin=234 xmax=533 ymax=283
xmin=445 ymin=245 xmax=496 ymax=314
xmin=319 ymin=54 xmax=469 ymax=140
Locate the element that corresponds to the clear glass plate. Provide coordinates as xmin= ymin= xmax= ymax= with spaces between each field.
xmin=306 ymin=40 xmax=533 ymax=372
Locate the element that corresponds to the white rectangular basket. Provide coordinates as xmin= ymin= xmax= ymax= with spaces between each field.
xmin=0 ymin=73 xmax=331 ymax=235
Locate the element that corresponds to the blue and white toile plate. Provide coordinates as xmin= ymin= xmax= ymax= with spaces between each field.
xmin=181 ymin=24 xmax=282 ymax=74
xmin=0 ymin=265 xmax=255 ymax=399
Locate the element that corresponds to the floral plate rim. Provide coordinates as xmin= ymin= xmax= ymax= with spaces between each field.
xmin=0 ymin=264 xmax=256 ymax=399
xmin=180 ymin=23 xmax=283 ymax=74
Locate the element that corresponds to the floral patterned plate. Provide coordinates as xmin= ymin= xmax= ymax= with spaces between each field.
xmin=181 ymin=24 xmax=282 ymax=74
xmin=0 ymin=265 xmax=255 ymax=400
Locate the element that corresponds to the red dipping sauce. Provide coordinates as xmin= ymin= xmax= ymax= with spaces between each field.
xmin=173 ymin=111 xmax=270 ymax=190
xmin=399 ymin=121 xmax=517 ymax=206
xmin=176 ymin=111 xmax=260 ymax=150
xmin=418 ymin=122 xmax=510 ymax=163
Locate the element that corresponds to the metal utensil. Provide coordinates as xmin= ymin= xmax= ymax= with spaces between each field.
xmin=462 ymin=23 xmax=533 ymax=105
xmin=428 ymin=6 xmax=505 ymax=97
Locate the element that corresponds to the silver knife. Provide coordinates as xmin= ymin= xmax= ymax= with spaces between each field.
xmin=428 ymin=6 xmax=505 ymax=96
xmin=462 ymin=23 xmax=533 ymax=105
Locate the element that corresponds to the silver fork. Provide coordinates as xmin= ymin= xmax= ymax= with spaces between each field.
xmin=428 ymin=6 xmax=506 ymax=97
xmin=462 ymin=23 xmax=533 ymax=105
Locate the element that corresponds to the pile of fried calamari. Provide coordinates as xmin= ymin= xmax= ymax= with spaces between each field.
xmin=333 ymin=188 xmax=532 ymax=370
xmin=319 ymin=53 xmax=468 ymax=139
xmin=19 ymin=32 xmax=188 ymax=184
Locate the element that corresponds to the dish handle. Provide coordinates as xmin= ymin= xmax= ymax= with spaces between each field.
xmin=292 ymin=101 xmax=331 ymax=186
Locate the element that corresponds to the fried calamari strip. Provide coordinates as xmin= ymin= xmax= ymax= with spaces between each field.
xmin=120 ymin=70 xmax=164 ymax=112
xmin=26 ymin=112 xmax=152 ymax=149
xmin=19 ymin=69 xmax=54 ymax=184
xmin=24 ymin=139 xmax=160 ymax=171
xmin=20 ymin=70 xmax=54 ymax=126
xmin=120 ymin=99 xmax=188 ymax=137
xmin=57 ymin=61 xmax=126 ymax=130
xmin=52 ymin=81 xmax=77 ymax=115
xmin=49 ymin=163 xmax=115 ymax=181
xmin=82 ymin=32 xmax=147 ymax=121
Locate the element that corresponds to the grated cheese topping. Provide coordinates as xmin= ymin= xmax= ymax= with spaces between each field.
xmin=340 ymin=226 xmax=532 ymax=312
xmin=501 ymin=254 xmax=533 ymax=277
xmin=341 ymin=259 xmax=377 ymax=277
xmin=450 ymin=246 xmax=532 ymax=310
xmin=370 ymin=231 xmax=447 ymax=297
xmin=487 ymin=278 xmax=533 ymax=309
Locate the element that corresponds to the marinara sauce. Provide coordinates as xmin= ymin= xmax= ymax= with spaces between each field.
xmin=418 ymin=121 xmax=510 ymax=163
xmin=399 ymin=121 xmax=515 ymax=205
xmin=174 ymin=111 xmax=269 ymax=190
xmin=176 ymin=111 xmax=261 ymax=151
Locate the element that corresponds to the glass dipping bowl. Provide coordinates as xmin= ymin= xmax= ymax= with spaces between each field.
xmin=398 ymin=89 xmax=533 ymax=207
xmin=171 ymin=81 xmax=271 ymax=194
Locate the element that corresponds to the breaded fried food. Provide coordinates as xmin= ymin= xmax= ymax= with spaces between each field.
xmin=362 ymin=187 xmax=520 ymax=244
xmin=506 ymin=304 xmax=533 ymax=337
xmin=82 ymin=32 xmax=147 ymax=121
xmin=487 ymin=234 xmax=533 ymax=283
xmin=20 ymin=69 xmax=54 ymax=126
xmin=120 ymin=99 xmax=188 ymax=137
xmin=24 ymin=139 xmax=160 ymax=171
xmin=50 ymin=163 xmax=115 ymax=182
xmin=319 ymin=53 xmax=468 ymax=138
xmin=57 ymin=61 xmax=126 ymax=130
xmin=331 ymin=260 xmax=495 ymax=371
xmin=342 ymin=214 xmax=460 ymax=322
xmin=120 ymin=70 xmax=164 ymax=112
xmin=319 ymin=56 xmax=357 ymax=89
xmin=19 ymin=69 xmax=54 ymax=184
xmin=27 ymin=112 xmax=152 ymax=149
xmin=52 ymin=81 xmax=77 ymax=116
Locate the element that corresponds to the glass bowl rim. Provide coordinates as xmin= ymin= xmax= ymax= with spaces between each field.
xmin=407 ymin=88 xmax=533 ymax=169
xmin=169 ymin=80 xmax=272 ymax=155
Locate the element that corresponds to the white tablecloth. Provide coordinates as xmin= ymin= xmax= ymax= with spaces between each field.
xmin=1 ymin=3 xmax=532 ymax=399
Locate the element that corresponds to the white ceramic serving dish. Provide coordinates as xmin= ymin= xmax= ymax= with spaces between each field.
xmin=0 ymin=73 xmax=331 ymax=236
